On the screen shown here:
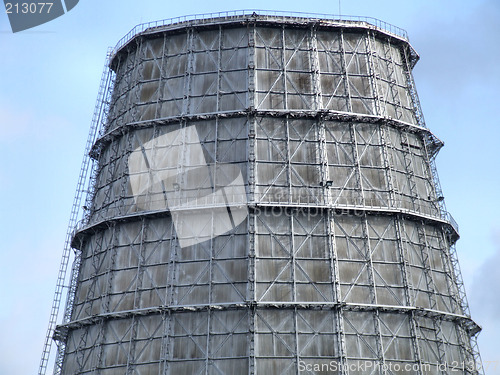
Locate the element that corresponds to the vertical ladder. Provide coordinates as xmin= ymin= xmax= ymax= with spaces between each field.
xmin=38 ymin=51 xmax=114 ymax=375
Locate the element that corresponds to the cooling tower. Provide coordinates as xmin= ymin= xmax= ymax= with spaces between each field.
xmin=48 ymin=11 xmax=483 ymax=375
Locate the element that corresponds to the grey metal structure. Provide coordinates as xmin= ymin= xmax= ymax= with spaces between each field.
xmin=43 ymin=10 xmax=483 ymax=375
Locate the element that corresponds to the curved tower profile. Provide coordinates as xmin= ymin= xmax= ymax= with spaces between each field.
xmin=46 ymin=11 xmax=482 ymax=375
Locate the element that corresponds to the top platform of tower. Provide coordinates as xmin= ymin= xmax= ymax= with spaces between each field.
xmin=109 ymin=10 xmax=419 ymax=69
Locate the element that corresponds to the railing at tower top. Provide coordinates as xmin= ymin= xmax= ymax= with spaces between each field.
xmin=111 ymin=10 xmax=409 ymax=57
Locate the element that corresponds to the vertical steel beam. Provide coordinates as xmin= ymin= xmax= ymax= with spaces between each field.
xmin=417 ymin=222 xmax=438 ymax=310
xmin=401 ymin=130 xmax=419 ymax=212
xmin=435 ymin=229 xmax=460 ymax=314
xmin=281 ymin=26 xmax=288 ymax=110
xmin=362 ymin=215 xmax=387 ymax=374
xmin=317 ymin=117 xmax=330 ymax=205
xmin=125 ymin=316 xmax=139 ymax=375
xmin=339 ymin=29 xmax=352 ymax=112
xmin=154 ymin=34 xmax=167 ymax=119
xmin=395 ymin=218 xmax=424 ymax=374
xmin=95 ymin=223 xmax=118 ymax=373
xmin=248 ymin=210 xmax=256 ymax=375
xmin=93 ymin=319 xmax=107 ymax=374
xmin=379 ymin=124 xmax=396 ymax=208
xmin=126 ymin=218 xmax=147 ymax=374
xmin=416 ymin=222 xmax=448 ymax=372
xmin=247 ymin=23 xmax=256 ymax=111
xmin=216 ymin=26 xmax=223 ymax=113
xmin=350 ymin=123 xmax=364 ymax=206
xmin=402 ymin=46 xmax=426 ymax=128
xmin=309 ymin=25 xmax=322 ymax=111
xmin=183 ymin=28 xmax=195 ymax=115
xmin=159 ymin=311 xmax=171 ymax=375
xmin=74 ymin=326 xmax=90 ymax=374
xmin=118 ymin=130 xmax=133 ymax=216
xmin=128 ymin=39 xmax=144 ymax=126
xmin=285 ymin=116 xmax=292 ymax=203
xmin=327 ymin=210 xmax=348 ymax=374
xmin=384 ymin=38 xmax=403 ymax=121
xmin=290 ymin=216 xmax=300 ymax=374
xmin=365 ymin=31 xmax=382 ymax=117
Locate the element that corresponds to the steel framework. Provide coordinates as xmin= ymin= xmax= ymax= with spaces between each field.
xmin=42 ymin=12 xmax=482 ymax=375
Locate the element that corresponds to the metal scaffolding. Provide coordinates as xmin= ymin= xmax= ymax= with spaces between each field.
xmin=42 ymin=12 xmax=482 ymax=375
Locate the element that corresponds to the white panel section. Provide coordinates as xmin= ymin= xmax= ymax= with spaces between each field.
xmin=128 ymin=125 xmax=247 ymax=248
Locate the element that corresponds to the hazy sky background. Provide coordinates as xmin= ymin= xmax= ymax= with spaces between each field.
xmin=1 ymin=1 xmax=499 ymax=374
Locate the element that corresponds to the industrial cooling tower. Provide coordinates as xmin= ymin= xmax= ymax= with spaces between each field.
xmin=43 ymin=11 xmax=483 ymax=375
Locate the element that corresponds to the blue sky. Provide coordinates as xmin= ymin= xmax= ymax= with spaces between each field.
xmin=0 ymin=1 xmax=499 ymax=374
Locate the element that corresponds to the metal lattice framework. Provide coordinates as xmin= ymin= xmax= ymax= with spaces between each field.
xmin=44 ymin=12 xmax=482 ymax=375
